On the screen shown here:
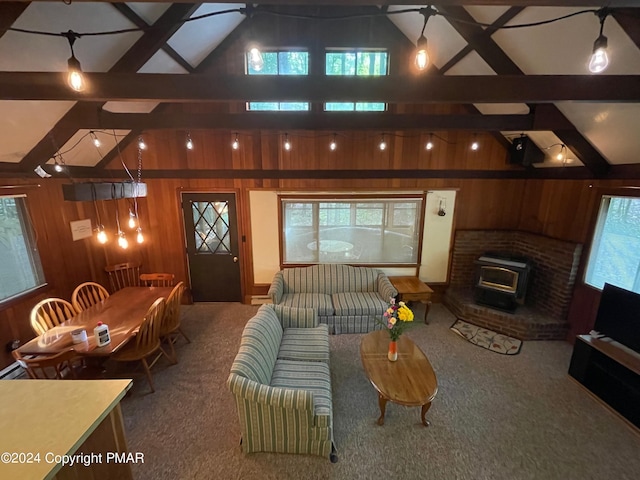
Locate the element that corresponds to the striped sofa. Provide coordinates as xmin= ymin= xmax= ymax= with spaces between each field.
xmin=268 ymin=264 xmax=398 ymax=334
xmin=227 ymin=304 xmax=337 ymax=462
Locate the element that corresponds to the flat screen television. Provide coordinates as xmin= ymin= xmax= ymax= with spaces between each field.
xmin=593 ymin=283 xmax=640 ymax=353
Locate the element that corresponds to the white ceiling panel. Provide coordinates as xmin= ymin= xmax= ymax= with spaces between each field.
xmin=502 ymin=130 xmax=583 ymax=168
xmin=0 ymin=101 xmax=75 ymax=163
xmin=0 ymin=2 xmax=142 ymax=73
xmin=51 ymin=129 xmax=131 ymax=167
xmin=167 ymin=4 xmax=244 ymax=69
xmin=555 ymin=103 xmax=640 ymax=165
xmin=125 ymin=2 xmax=171 ymax=26
xmin=493 ymin=7 xmax=640 ymax=75
xmin=387 ymin=6 xmax=467 ymax=69
xmin=464 ymin=6 xmax=512 ymax=27
xmin=102 ymin=102 xmax=159 ymax=114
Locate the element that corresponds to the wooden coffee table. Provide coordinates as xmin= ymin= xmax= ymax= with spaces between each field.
xmin=360 ymin=330 xmax=438 ymax=426
xmin=388 ymin=276 xmax=434 ymax=324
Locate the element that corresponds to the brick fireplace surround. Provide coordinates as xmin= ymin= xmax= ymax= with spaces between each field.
xmin=444 ymin=230 xmax=582 ymax=341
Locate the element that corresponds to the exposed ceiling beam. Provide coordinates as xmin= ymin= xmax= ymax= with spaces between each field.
xmin=0 ymin=2 xmax=29 ymax=41
xmin=69 ymin=109 xmax=573 ymax=131
xmin=110 ymin=3 xmax=196 ymax=73
xmin=3 ymin=73 xmax=639 ymax=103
xmin=18 ymin=3 xmax=201 ymax=173
xmin=437 ymin=4 xmax=611 ymax=177
xmin=7 ymin=1 xmax=638 ymax=7
xmin=613 ymin=9 xmax=640 ymax=50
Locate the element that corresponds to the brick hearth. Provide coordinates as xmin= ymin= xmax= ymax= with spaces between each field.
xmin=445 ymin=230 xmax=582 ymax=341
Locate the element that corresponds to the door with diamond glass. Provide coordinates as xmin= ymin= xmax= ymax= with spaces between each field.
xmin=181 ymin=193 xmax=241 ymax=302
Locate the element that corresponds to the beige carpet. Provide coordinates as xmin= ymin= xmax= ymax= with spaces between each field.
xmin=116 ymin=303 xmax=640 ymax=480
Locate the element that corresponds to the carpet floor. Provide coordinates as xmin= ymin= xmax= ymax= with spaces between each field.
xmin=117 ymin=303 xmax=640 ymax=480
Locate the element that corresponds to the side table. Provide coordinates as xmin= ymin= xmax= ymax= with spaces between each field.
xmin=388 ymin=276 xmax=434 ymax=324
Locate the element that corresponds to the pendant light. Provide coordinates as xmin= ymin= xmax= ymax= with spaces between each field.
xmin=414 ymin=7 xmax=435 ymax=72
xmin=329 ymin=133 xmax=337 ymax=151
xmin=588 ymin=9 xmax=610 ymax=74
xmin=232 ymin=133 xmax=239 ymax=150
xmin=248 ymin=46 xmax=264 ymax=72
xmin=64 ymin=30 xmax=85 ymax=92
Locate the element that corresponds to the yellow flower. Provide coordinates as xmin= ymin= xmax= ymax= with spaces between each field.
xmin=389 ymin=317 xmax=397 ymax=325
xmin=397 ymin=306 xmax=414 ymax=322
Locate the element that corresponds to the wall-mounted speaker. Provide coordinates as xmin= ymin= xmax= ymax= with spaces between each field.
xmin=509 ymin=135 xmax=544 ymax=166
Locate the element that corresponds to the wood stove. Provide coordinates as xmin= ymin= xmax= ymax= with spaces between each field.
xmin=474 ymin=252 xmax=532 ymax=311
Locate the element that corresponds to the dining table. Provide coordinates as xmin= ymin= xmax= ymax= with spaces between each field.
xmin=17 ymin=286 xmax=173 ymax=358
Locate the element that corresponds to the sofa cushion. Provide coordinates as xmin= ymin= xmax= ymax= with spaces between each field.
xmin=279 ymin=293 xmax=334 ymax=316
xmin=281 ymin=264 xmax=379 ymax=294
xmin=279 ymin=325 xmax=330 ymax=363
xmin=271 ymin=359 xmax=332 ymax=428
xmin=331 ymin=291 xmax=388 ymax=316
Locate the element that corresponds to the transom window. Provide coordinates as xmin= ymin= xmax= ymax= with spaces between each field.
xmin=0 ymin=195 xmax=46 ymax=303
xmin=281 ymin=196 xmax=422 ymax=265
xmin=584 ymin=195 xmax=640 ymax=293
xmin=246 ymin=50 xmax=309 ymax=111
xmin=325 ymin=50 xmax=388 ymax=112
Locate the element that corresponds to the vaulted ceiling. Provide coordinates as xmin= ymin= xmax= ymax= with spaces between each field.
xmin=1 ymin=1 xmax=639 ymax=179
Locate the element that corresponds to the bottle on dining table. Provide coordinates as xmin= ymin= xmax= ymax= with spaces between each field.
xmin=94 ymin=321 xmax=111 ymax=347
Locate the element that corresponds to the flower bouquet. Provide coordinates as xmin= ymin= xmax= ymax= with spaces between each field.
xmin=379 ymin=298 xmax=415 ymax=361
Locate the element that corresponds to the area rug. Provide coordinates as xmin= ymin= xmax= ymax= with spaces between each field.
xmin=450 ymin=319 xmax=522 ymax=355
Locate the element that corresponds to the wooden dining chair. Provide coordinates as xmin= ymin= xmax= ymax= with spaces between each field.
xmin=111 ymin=297 xmax=171 ymax=393
xmin=30 ymin=298 xmax=76 ymax=336
xmin=105 ymin=262 xmax=141 ymax=292
xmin=160 ymin=282 xmax=189 ymax=363
xmin=12 ymin=349 xmax=80 ymax=379
xmin=140 ymin=273 xmax=175 ymax=287
xmin=71 ymin=282 xmax=110 ymax=313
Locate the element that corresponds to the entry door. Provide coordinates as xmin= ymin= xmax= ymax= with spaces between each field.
xmin=181 ymin=193 xmax=241 ymax=302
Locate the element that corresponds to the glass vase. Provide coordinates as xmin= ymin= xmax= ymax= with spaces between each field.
xmin=388 ymin=340 xmax=398 ymax=362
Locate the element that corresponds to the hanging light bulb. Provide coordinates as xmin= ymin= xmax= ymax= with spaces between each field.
xmin=96 ymin=226 xmax=108 ymax=244
xmin=415 ymin=36 xmax=429 ymax=71
xmin=556 ymin=144 xmax=566 ymax=161
xmin=117 ymin=231 xmax=128 ymax=249
xmin=90 ymin=131 xmax=101 ymax=148
xmin=329 ymin=133 xmax=337 ymax=151
xmin=283 ymin=133 xmax=291 ymax=151
xmin=232 ymin=133 xmax=239 ymax=150
xmin=127 ymin=209 xmax=136 ymax=229
xmin=138 ymin=136 xmax=146 ymax=150
xmin=248 ymin=46 xmax=264 ymax=72
xmin=64 ymin=31 xmax=85 ymax=92
xmin=186 ymin=133 xmax=194 ymax=150
xmin=53 ymin=157 xmax=63 ymax=172
xmin=379 ymin=134 xmax=387 ymax=151
xmin=136 ymin=227 xmax=144 ymax=244
xmin=425 ymin=134 xmax=434 ymax=151
xmin=471 ymin=135 xmax=479 ymax=151
xmin=588 ymin=10 xmax=610 ymax=74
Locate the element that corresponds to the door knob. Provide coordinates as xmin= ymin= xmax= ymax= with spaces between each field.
xmin=233 ymin=256 xmax=238 ymax=263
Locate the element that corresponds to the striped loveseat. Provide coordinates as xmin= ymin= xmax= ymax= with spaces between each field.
xmin=227 ymin=304 xmax=337 ymax=462
xmin=268 ymin=264 xmax=397 ymax=334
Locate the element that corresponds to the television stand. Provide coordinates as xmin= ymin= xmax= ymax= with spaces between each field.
xmin=568 ymin=335 xmax=640 ymax=430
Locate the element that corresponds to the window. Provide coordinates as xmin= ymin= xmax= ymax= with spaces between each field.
xmin=281 ymin=196 xmax=422 ymax=265
xmin=325 ymin=50 xmax=388 ymax=112
xmin=0 ymin=195 xmax=45 ymax=303
xmin=246 ymin=50 xmax=309 ymax=111
xmin=584 ymin=195 xmax=640 ymax=293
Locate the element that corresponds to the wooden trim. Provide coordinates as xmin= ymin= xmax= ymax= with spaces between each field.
xmin=0 ymin=284 xmax=50 ymax=311
xmin=7 ymin=1 xmax=637 ymax=6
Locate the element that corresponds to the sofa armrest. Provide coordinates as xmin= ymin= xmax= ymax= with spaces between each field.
xmin=377 ymin=274 xmax=398 ymax=302
xmin=268 ymin=272 xmax=284 ymax=304
xmin=227 ymin=373 xmax=314 ymax=412
xmin=270 ymin=304 xmax=318 ymax=329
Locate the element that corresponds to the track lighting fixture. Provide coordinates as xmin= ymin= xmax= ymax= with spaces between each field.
xmin=414 ymin=7 xmax=435 ymax=71
xmin=186 ymin=132 xmax=194 ymax=150
xmin=248 ymin=46 xmax=264 ymax=72
xmin=379 ymin=134 xmax=387 ymax=151
xmin=283 ymin=133 xmax=291 ymax=151
xmin=90 ymin=131 xmax=101 ymax=148
xmin=329 ymin=134 xmax=337 ymax=151
xmin=232 ymin=133 xmax=239 ymax=150
xmin=589 ymin=9 xmax=610 ymax=74
xmin=137 ymin=136 xmax=147 ymax=150
xmin=64 ymin=30 xmax=85 ymax=92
